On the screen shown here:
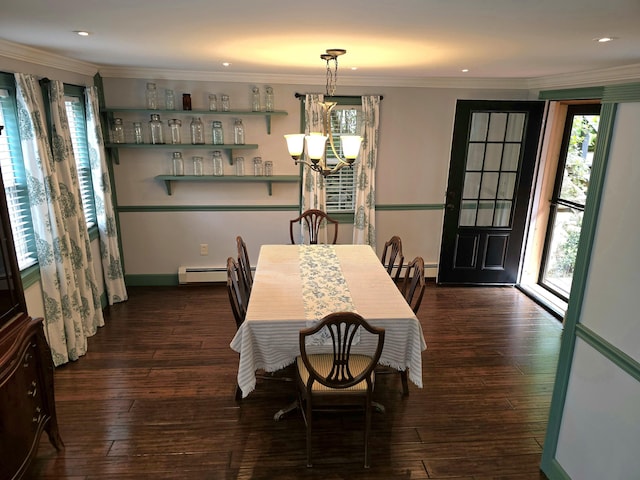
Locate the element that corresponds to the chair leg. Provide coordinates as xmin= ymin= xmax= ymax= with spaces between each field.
xmin=235 ymin=384 xmax=242 ymax=401
xmin=401 ymin=370 xmax=410 ymax=396
xmin=306 ymin=399 xmax=313 ymax=467
xmin=364 ymin=393 xmax=372 ymax=468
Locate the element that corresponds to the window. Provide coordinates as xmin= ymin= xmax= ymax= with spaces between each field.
xmin=538 ymin=104 xmax=600 ymax=300
xmin=64 ymin=86 xmax=97 ymax=228
xmin=324 ymin=101 xmax=361 ymax=214
xmin=0 ymin=75 xmax=37 ymax=270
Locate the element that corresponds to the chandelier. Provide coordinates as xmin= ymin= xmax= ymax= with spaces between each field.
xmin=284 ymin=49 xmax=362 ymax=177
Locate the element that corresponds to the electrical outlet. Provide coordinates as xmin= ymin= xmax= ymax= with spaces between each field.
xmin=200 ymin=244 xmax=208 ymax=256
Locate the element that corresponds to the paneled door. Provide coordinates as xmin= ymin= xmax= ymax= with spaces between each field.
xmin=438 ymin=100 xmax=545 ymax=284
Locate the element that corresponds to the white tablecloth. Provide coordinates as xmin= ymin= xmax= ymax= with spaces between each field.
xmin=230 ymin=244 xmax=427 ymax=398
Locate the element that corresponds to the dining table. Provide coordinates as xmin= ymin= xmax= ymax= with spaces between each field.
xmin=230 ymin=244 xmax=427 ymax=401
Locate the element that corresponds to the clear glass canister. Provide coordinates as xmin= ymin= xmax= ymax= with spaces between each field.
xmin=208 ymin=94 xmax=218 ymax=111
xmin=146 ymin=82 xmax=158 ymax=109
xmin=190 ymin=117 xmax=204 ymax=144
xmin=221 ymin=94 xmax=230 ymax=112
xmin=192 ymin=156 xmax=204 ymax=176
xmin=212 ymin=120 xmax=224 ymax=145
xmin=112 ymin=118 xmax=125 ymax=143
xmin=265 ymin=86 xmax=274 ymax=112
xmin=264 ymin=160 xmax=273 ymax=176
xmin=172 ymin=152 xmax=184 ymax=176
xmin=251 ymin=86 xmax=260 ymax=112
xmin=212 ymin=151 xmax=224 ymax=176
xmin=149 ymin=114 xmax=164 ymax=144
xmin=168 ymin=119 xmax=182 ymax=144
xmin=182 ymin=93 xmax=192 ymax=111
xmin=233 ymin=119 xmax=245 ymax=145
xmin=133 ymin=122 xmax=144 ymax=144
xmin=235 ymin=157 xmax=245 ymax=176
xmin=165 ymin=89 xmax=175 ymax=110
xmin=253 ymin=157 xmax=263 ymax=176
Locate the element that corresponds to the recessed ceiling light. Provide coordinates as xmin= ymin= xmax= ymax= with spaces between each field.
xmin=351 ymin=67 xmax=358 ymax=71
xmin=222 ymin=62 xmax=231 ymax=67
xmin=461 ymin=68 xmax=469 ymax=73
xmin=594 ymin=36 xmax=617 ymax=43
xmin=74 ymin=30 xmax=90 ymax=36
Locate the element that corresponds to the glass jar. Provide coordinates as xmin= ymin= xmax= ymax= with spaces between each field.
xmin=172 ymin=152 xmax=184 ymax=176
xmin=133 ymin=122 xmax=144 ymax=144
xmin=212 ymin=151 xmax=224 ymax=176
xmin=253 ymin=157 xmax=263 ymax=176
xmin=264 ymin=160 xmax=273 ymax=177
xmin=165 ymin=89 xmax=175 ymax=110
xmin=233 ymin=119 xmax=245 ymax=145
xmin=192 ymin=156 xmax=204 ymax=176
xmin=190 ymin=117 xmax=204 ymax=144
xmin=265 ymin=86 xmax=274 ymax=112
xmin=182 ymin=93 xmax=192 ymax=111
xmin=168 ymin=119 xmax=182 ymax=144
xmin=221 ymin=94 xmax=230 ymax=112
xmin=149 ymin=114 xmax=164 ymax=144
xmin=251 ymin=86 xmax=260 ymax=112
xmin=212 ymin=120 xmax=224 ymax=145
xmin=208 ymin=94 xmax=218 ymax=111
xmin=145 ymin=82 xmax=158 ymax=109
xmin=112 ymin=118 xmax=125 ymax=144
xmin=235 ymin=157 xmax=245 ymax=176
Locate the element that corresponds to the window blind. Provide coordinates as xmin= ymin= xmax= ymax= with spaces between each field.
xmin=325 ymin=106 xmax=360 ymax=213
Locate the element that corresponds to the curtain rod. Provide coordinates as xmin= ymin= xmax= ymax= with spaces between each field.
xmin=294 ymin=92 xmax=383 ymax=100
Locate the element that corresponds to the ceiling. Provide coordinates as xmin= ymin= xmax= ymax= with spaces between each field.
xmin=1 ymin=0 xmax=639 ymax=87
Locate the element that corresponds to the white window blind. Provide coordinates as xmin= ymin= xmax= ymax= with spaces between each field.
xmin=64 ymin=93 xmax=97 ymax=228
xmin=0 ymin=85 xmax=37 ymax=270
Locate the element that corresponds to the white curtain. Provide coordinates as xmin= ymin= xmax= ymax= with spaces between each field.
xmin=15 ymin=74 xmax=104 ymax=366
xmin=353 ymin=95 xmax=381 ymax=248
xmin=85 ymin=87 xmax=128 ymax=305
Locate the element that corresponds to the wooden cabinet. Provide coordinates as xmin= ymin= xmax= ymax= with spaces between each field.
xmin=0 ymin=315 xmax=64 ymax=479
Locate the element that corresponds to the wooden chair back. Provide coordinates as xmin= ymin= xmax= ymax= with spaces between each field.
xmin=289 ymin=209 xmax=339 ymax=245
xmin=226 ymin=256 xmax=247 ymax=329
xmin=402 ymin=256 xmax=426 ymax=314
xmin=236 ymin=236 xmax=253 ymax=298
xmin=381 ymin=235 xmax=405 ymax=282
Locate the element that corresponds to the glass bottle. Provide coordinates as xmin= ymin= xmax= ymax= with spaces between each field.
xmin=133 ymin=122 xmax=144 ymax=144
xmin=149 ymin=114 xmax=164 ymax=144
xmin=208 ymin=94 xmax=218 ymax=111
xmin=221 ymin=94 xmax=230 ymax=112
xmin=192 ymin=156 xmax=204 ymax=176
xmin=168 ymin=119 xmax=182 ymax=144
xmin=264 ymin=160 xmax=273 ymax=177
xmin=112 ymin=118 xmax=125 ymax=144
xmin=182 ymin=93 xmax=192 ymax=111
xmin=233 ymin=119 xmax=245 ymax=145
xmin=212 ymin=151 xmax=224 ymax=176
xmin=165 ymin=89 xmax=175 ymax=110
xmin=253 ymin=157 xmax=263 ymax=176
xmin=190 ymin=117 xmax=204 ymax=144
xmin=251 ymin=86 xmax=260 ymax=112
xmin=172 ymin=152 xmax=184 ymax=176
xmin=265 ymin=86 xmax=274 ymax=112
xmin=211 ymin=120 xmax=224 ymax=145
xmin=146 ymin=82 xmax=158 ymax=109
xmin=235 ymin=157 xmax=245 ymax=176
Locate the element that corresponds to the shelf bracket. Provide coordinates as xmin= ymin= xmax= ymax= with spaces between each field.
xmin=267 ymin=181 xmax=273 ymax=196
xmin=163 ymin=179 xmax=173 ymax=195
xmin=265 ymin=115 xmax=272 ymax=135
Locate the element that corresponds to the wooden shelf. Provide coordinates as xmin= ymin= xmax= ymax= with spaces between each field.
xmin=154 ymin=175 xmax=300 ymax=196
xmin=105 ymin=143 xmax=259 ymax=165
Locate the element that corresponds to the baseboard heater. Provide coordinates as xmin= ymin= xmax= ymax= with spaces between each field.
xmin=178 ymin=266 xmax=226 ymax=284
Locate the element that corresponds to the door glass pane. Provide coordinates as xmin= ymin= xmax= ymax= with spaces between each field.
xmin=480 ymin=172 xmax=499 ymax=199
xmin=467 ymin=143 xmax=485 ymax=170
xmin=487 ymin=113 xmax=507 ymax=141
xmin=502 ymin=143 xmax=521 ymax=170
xmin=469 ymin=112 xmax=488 ymax=141
xmin=484 ymin=144 xmax=503 ymax=170
xmin=498 ymin=173 xmax=517 ymax=199
xmin=558 ymin=114 xmax=599 ymax=205
xmin=494 ymin=200 xmax=512 ymax=227
xmin=462 ymin=172 xmax=481 ymax=198
xmin=476 ymin=201 xmax=495 ymax=226
xmin=459 ymin=201 xmax=477 ymax=226
xmin=505 ymin=113 xmax=525 ymax=141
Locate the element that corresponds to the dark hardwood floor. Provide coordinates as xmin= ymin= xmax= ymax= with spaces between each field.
xmin=26 ymin=284 xmax=561 ymax=479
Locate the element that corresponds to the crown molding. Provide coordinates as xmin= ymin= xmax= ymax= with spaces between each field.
xmin=0 ymin=38 xmax=98 ymax=76
xmin=526 ymin=63 xmax=640 ymax=91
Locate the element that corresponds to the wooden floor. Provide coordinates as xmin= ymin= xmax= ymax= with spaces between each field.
xmin=27 ymin=284 xmax=562 ymax=480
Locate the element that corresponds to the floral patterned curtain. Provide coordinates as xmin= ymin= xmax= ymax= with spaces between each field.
xmin=85 ymin=87 xmax=128 ymax=305
xmin=353 ymin=95 xmax=381 ymax=248
xmin=15 ymin=74 xmax=104 ymax=366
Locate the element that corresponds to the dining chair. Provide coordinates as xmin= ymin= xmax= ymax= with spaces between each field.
xmin=289 ymin=209 xmax=339 ymax=245
xmin=380 ymin=235 xmax=405 ymax=283
xmin=296 ymin=311 xmax=385 ymax=468
xmin=236 ymin=236 xmax=252 ymax=299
